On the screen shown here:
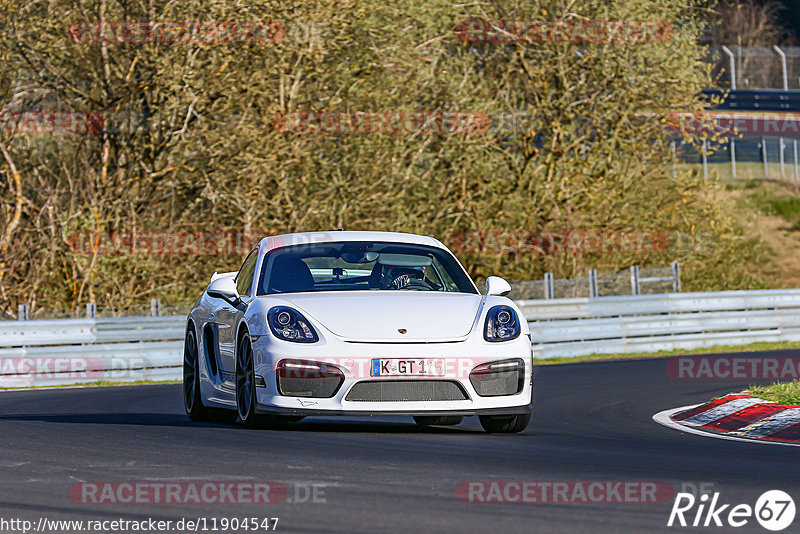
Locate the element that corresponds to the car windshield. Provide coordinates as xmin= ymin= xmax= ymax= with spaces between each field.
xmin=257 ymin=241 xmax=477 ymax=295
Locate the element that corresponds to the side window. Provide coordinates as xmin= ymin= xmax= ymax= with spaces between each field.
xmin=236 ymin=250 xmax=258 ymax=296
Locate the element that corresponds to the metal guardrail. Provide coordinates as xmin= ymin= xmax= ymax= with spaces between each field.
xmin=522 ymin=289 xmax=800 ymax=359
xmin=702 ymin=89 xmax=800 ymax=112
xmin=0 ymin=316 xmax=185 ymax=387
xmin=4 ymin=288 xmax=800 ymax=387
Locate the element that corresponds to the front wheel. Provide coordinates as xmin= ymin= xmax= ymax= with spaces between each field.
xmin=413 ymin=416 xmax=464 ymax=427
xmin=236 ymin=333 xmax=260 ymax=427
xmin=479 ymin=413 xmax=531 ymax=434
xmin=235 ymin=334 xmax=300 ymax=429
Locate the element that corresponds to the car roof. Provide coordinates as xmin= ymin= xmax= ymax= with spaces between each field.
xmin=258 ymin=231 xmax=447 ymax=253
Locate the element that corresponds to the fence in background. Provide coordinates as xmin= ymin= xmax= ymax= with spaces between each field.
xmin=11 ymin=299 xmax=190 ymax=321
xmin=0 ymin=315 xmax=185 ymax=387
xmin=509 ymin=263 xmax=680 ymax=300
xmin=522 ymin=289 xmax=800 ymax=359
xmin=6 ymin=286 xmax=800 ymax=385
xmin=708 ymin=46 xmax=800 ymax=92
xmin=689 ymin=47 xmax=800 ymax=181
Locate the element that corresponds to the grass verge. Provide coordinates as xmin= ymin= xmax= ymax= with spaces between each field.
xmin=748 ymin=381 xmax=800 ymax=404
xmin=534 ymin=340 xmax=800 ymax=365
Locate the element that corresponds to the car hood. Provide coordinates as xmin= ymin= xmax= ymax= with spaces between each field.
xmin=276 ymin=291 xmax=483 ymax=342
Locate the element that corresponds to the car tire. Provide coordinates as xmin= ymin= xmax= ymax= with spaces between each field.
xmin=413 ymin=416 xmax=464 ymax=427
xmin=478 ymin=413 xmax=531 ymax=434
xmin=183 ymin=327 xmax=209 ymax=421
xmin=236 ymin=333 xmax=261 ymax=427
xmin=184 ymin=326 xmax=236 ymax=423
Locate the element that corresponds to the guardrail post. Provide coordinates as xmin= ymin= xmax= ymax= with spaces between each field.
xmin=672 ymin=262 xmax=681 ymax=292
xmin=671 ymin=140 xmax=677 ymax=178
xmin=588 ymin=269 xmax=598 ymax=298
xmin=544 ymin=273 xmax=554 ymax=300
xmin=731 ymin=139 xmax=736 ymax=179
xmin=86 ymin=303 xmax=96 ymax=319
xmin=780 ymin=137 xmax=786 ymax=179
xmin=794 ymin=141 xmax=799 ymax=182
xmin=702 ymin=139 xmax=708 ymax=181
xmin=150 ymin=298 xmax=161 ymax=317
xmin=630 ymin=265 xmax=640 ymax=296
xmin=17 ymin=304 xmax=28 ymax=321
xmin=763 ymin=136 xmax=769 ymax=179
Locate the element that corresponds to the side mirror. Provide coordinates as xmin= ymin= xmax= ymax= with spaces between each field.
xmin=207 ymin=276 xmax=240 ymax=305
xmin=485 ymin=276 xmax=512 ymax=297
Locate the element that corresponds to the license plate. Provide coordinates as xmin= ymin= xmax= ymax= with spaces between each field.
xmin=370 ymin=358 xmax=446 ymax=377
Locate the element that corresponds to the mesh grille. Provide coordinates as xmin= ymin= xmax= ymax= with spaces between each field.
xmin=470 ymin=370 xmax=521 ymax=397
xmin=345 ymin=380 xmax=468 ymax=402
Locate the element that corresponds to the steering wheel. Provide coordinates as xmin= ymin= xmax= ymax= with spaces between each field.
xmin=391 ymin=274 xmax=432 ymax=290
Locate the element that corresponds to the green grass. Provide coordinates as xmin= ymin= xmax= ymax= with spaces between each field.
xmin=749 ymin=381 xmax=800 ymax=405
xmin=0 ymin=379 xmax=180 ymax=390
xmin=534 ymin=340 xmax=800 ymax=365
xmin=741 ymin=184 xmax=800 ymax=230
xmin=683 ymin=161 xmax=791 ymax=182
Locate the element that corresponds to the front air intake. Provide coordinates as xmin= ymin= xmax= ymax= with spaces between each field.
xmin=469 ymin=358 xmax=525 ymax=397
xmin=276 ymin=360 xmax=344 ymax=398
xmin=345 ymin=380 xmax=469 ymax=402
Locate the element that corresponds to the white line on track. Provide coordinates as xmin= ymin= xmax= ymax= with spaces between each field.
xmin=653 ymin=405 xmax=800 ymax=448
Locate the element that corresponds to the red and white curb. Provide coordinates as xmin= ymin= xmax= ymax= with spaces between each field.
xmin=653 ymin=393 xmax=800 ymax=447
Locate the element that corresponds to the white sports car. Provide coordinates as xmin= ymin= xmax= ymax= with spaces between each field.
xmin=183 ymin=231 xmax=533 ymax=433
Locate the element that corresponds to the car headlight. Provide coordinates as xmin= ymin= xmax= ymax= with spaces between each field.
xmin=268 ymin=306 xmax=319 ymax=343
xmin=483 ymin=305 xmax=521 ymax=342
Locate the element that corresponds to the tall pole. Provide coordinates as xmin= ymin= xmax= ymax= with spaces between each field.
xmin=775 ymin=46 xmax=788 ymax=181
xmin=722 ymin=46 xmax=737 ymax=179
xmin=721 ymin=45 xmax=736 ymax=90
xmin=774 ymin=45 xmax=789 ymax=90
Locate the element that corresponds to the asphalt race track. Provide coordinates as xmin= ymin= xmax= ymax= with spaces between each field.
xmin=2 ymin=351 xmax=799 ymax=534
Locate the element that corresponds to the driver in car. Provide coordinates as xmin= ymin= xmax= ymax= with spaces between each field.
xmin=381 ymin=265 xmax=427 ymax=289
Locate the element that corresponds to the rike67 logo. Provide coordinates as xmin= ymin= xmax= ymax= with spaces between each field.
xmin=668 ymin=490 xmax=795 ymax=531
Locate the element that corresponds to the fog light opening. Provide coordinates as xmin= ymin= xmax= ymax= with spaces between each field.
xmin=469 ymin=358 xmax=525 ymax=397
xmin=276 ymin=359 xmax=344 ymax=398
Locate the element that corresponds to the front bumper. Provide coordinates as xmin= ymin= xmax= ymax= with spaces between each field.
xmin=250 ymin=332 xmax=533 ymax=417
xmin=254 ymin=402 xmax=533 ymax=418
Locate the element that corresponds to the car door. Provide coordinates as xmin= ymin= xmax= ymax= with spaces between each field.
xmin=216 ymin=249 xmax=258 ymax=383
